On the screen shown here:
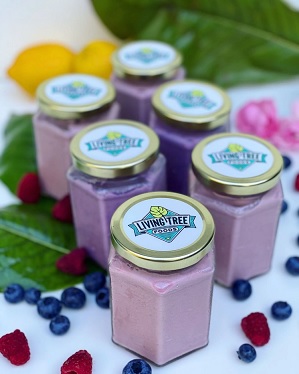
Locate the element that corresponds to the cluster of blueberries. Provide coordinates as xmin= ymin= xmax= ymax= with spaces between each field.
xmin=3 ymin=272 xmax=109 ymax=335
xmin=231 ymin=279 xmax=292 ymax=363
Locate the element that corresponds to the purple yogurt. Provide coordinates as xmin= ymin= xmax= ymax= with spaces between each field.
xmin=33 ymin=73 xmax=120 ymax=199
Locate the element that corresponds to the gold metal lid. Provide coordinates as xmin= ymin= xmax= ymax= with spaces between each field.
xmin=191 ymin=133 xmax=283 ymax=196
xmin=36 ymin=74 xmax=115 ymax=119
xmin=152 ymin=79 xmax=231 ymax=130
xmin=70 ymin=120 xmax=160 ymax=179
xmin=111 ymin=191 xmax=215 ymax=271
xmin=112 ymin=40 xmax=182 ymax=79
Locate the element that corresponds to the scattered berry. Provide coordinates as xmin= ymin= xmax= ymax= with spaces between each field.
xmin=4 ymin=284 xmax=25 ymax=303
xmin=271 ymin=301 xmax=292 ymax=320
xmin=231 ymin=279 xmax=252 ymax=301
xmin=17 ymin=172 xmax=40 ymax=204
xmin=281 ymin=200 xmax=288 ymax=214
xmin=61 ymin=287 xmax=86 ymax=309
xmin=241 ymin=312 xmax=270 ymax=346
xmin=56 ymin=247 xmax=87 ymax=275
xmin=50 ymin=315 xmax=70 ymax=335
xmin=122 ymin=359 xmax=152 ymax=374
xmin=285 ymin=256 xmax=299 ymax=275
xmin=61 ymin=349 xmax=92 ymax=374
xmin=83 ymin=272 xmax=106 ymax=293
xmin=95 ymin=287 xmax=110 ymax=309
xmin=24 ymin=287 xmax=41 ymax=305
xmin=52 ymin=195 xmax=73 ymax=223
xmin=237 ymin=343 xmax=256 ymax=363
xmin=282 ymin=155 xmax=292 ymax=170
xmin=295 ymin=173 xmax=299 ymax=192
xmin=37 ymin=296 xmax=62 ymax=319
xmin=0 ymin=329 xmax=30 ymax=366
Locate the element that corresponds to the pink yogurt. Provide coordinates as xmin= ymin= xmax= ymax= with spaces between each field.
xmin=33 ymin=73 xmax=120 ymax=199
xmin=109 ymin=192 xmax=215 ymax=365
xmin=68 ymin=120 xmax=166 ymax=269
xmin=190 ymin=133 xmax=283 ymax=286
xmin=111 ymin=40 xmax=185 ymax=124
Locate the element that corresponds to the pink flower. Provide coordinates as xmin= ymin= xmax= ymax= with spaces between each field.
xmin=236 ymin=100 xmax=279 ymax=140
xmin=273 ymin=118 xmax=299 ymax=151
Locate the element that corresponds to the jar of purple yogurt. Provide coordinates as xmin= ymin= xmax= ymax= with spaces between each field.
xmin=111 ymin=40 xmax=185 ymax=124
xmin=109 ymin=191 xmax=215 ymax=365
xmin=190 ymin=133 xmax=283 ymax=287
xmin=33 ymin=73 xmax=120 ymax=199
xmin=150 ymin=79 xmax=231 ymax=195
xmin=68 ymin=120 xmax=166 ymax=269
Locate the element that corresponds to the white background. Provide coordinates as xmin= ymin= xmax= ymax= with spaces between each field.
xmin=0 ymin=1 xmax=299 ymax=373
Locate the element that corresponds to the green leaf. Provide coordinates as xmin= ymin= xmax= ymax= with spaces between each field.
xmin=91 ymin=0 xmax=299 ymax=86
xmin=0 ymin=204 xmax=101 ymax=291
xmin=0 ymin=114 xmax=36 ymax=194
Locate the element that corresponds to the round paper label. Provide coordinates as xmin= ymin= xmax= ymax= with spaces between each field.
xmin=160 ymin=81 xmax=224 ymax=116
xmin=117 ymin=41 xmax=176 ymax=70
xmin=122 ymin=197 xmax=203 ymax=252
xmin=201 ymin=136 xmax=274 ymax=178
xmin=79 ymin=124 xmax=150 ymax=163
xmin=44 ymin=74 xmax=109 ymax=106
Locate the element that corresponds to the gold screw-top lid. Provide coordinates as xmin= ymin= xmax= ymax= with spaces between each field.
xmin=111 ymin=191 xmax=215 ymax=271
xmin=36 ymin=74 xmax=115 ymax=119
xmin=191 ymin=133 xmax=283 ymax=196
xmin=70 ymin=120 xmax=160 ymax=179
xmin=112 ymin=40 xmax=182 ymax=80
xmin=152 ymin=79 xmax=231 ymax=130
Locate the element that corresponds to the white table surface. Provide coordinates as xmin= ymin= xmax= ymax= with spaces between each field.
xmin=1 ymin=1 xmax=299 ymax=373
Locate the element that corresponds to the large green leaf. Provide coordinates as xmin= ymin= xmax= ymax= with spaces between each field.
xmin=91 ymin=0 xmax=299 ymax=86
xmin=0 ymin=114 xmax=36 ymax=194
xmin=0 ymin=203 xmax=100 ymax=292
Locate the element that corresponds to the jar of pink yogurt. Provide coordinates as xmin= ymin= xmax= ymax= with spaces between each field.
xmin=33 ymin=73 xmax=120 ymax=199
xmin=68 ymin=120 xmax=166 ymax=269
xmin=111 ymin=40 xmax=185 ymax=124
xmin=150 ymin=79 xmax=231 ymax=195
xmin=109 ymin=191 xmax=215 ymax=365
xmin=190 ymin=133 xmax=283 ymax=287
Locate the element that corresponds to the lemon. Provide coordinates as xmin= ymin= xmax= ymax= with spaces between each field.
xmin=73 ymin=40 xmax=118 ymax=79
xmin=7 ymin=44 xmax=74 ymax=96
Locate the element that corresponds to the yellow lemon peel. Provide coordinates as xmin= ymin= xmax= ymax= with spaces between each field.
xmin=7 ymin=44 xmax=74 ymax=96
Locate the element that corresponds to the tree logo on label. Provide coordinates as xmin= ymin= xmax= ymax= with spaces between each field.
xmin=52 ymin=81 xmax=101 ymax=99
xmin=168 ymin=89 xmax=217 ymax=110
xmin=125 ymin=48 xmax=170 ymax=64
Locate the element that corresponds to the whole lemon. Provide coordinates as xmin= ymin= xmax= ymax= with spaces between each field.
xmin=7 ymin=44 xmax=74 ymax=96
xmin=73 ymin=40 xmax=118 ymax=79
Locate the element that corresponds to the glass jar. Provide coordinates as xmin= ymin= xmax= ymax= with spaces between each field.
xmin=33 ymin=73 xmax=120 ymax=199
xmin=109 ymin=191 xmax=215 ymax=365
xmin=68 ymin=120 xmax=166 ymax=269
xmin=190 ymin=133 xmax=283 ymax=287
xmin=150 ymin=79 xmax=231 ymax=195
xmin=111 ymin=40 xmax=185 ymax=124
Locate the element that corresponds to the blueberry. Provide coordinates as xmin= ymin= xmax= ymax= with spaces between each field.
xmin=49 ymin=315 xmax=70 ymax=335
xmin=281 ymin=200 xmax=288 ymax=214
xmin=95 ymin=287 xmax=110 ymax=309
xmin=4 ymin=284 xmax=25 ymax=303
xmin=231 ymin=279 xmax=252 ymax=301
xmin=237 ymin=343 xmax=256 ymax=363
xmin=83 ymin=272 xmax=106 ymax=293
xmin=61 ymin=287 xmax=86 ymax=309
xmin=285 ymin=256 xmax=299 ymax=275
xmin=24 ymin=287 xmax=41 ymax=304
xmin=37 ymin=297 xmax=62 ymax=319
xmin=271 ymin=301 xmax=292 ymax=320
xmin=282 ymin=155 xmax=292 ymax=169
xmin=122 ymin=359 xmax=152 ymax=374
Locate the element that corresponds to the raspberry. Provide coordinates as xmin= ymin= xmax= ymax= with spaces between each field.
xmin=0 ymin=329 xmax=30 ymax=366
xmin=295 ymin=173 xmax=299 ymax=191
xmin=241 ymin=312 xmax=270 ymax=346
xmin=17 ymin=173 xmax=40 ymax=203
xmin=56 ymin=248 xmax=88 ymax=275
xmin=61 ymin=349 xmax=92 ymax=374
xmin=52 ymin=195 xmax=73 ymax=223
